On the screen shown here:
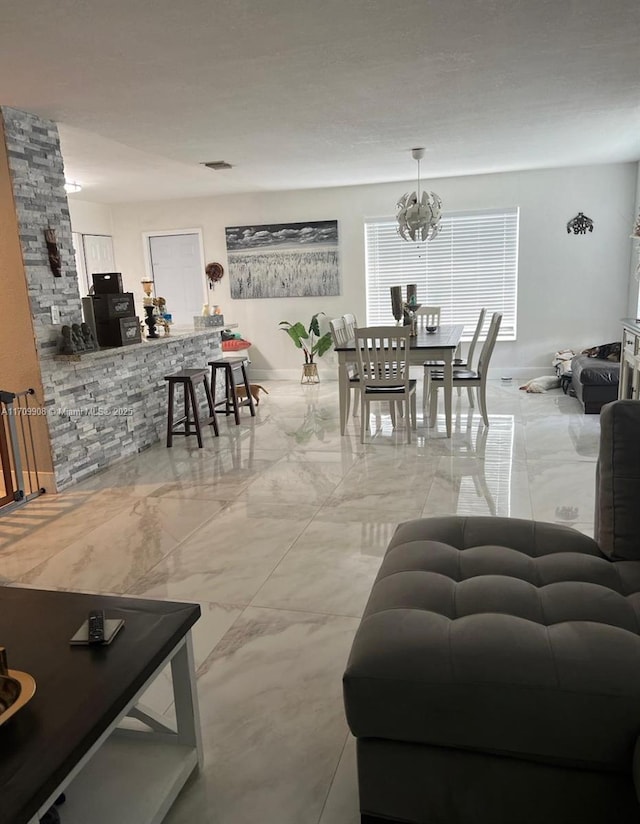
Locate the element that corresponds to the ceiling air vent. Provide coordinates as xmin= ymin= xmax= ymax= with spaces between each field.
xmin=202 ymin=161 xmax=233 ymax=170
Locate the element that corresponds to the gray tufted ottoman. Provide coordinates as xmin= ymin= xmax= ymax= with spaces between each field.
xmin=343 ymin=401 xmax=640 ymax=824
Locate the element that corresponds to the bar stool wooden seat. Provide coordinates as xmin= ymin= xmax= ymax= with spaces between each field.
xmin=208 ymin=357 xmax=255 ymax=424
xmin=164 ymin=368 xmax=218 ymax=448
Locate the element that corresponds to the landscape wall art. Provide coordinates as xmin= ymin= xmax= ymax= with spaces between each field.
xmin=225 ymin=220 xmax=340 ymax=299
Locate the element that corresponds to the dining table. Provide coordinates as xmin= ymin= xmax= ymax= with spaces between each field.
xmin=334 ymin=324 xmax=465 ymax=438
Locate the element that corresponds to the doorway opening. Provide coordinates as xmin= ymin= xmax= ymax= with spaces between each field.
xmin=143 ymin=230 xmax=207 ymax=327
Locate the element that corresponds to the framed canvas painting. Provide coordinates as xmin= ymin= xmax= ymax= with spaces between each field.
xmin=225 ymin=220 xmax=339 ymax=299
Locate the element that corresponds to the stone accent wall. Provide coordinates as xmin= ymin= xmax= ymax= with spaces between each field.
xmin=42 ymin=331 xmax=223 ymax=490
xmin=0 ymin=106 xmax=227 ymax=491
xmin=0 ymin=106 xmax=81 ymax=353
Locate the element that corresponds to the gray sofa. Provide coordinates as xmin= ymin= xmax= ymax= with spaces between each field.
xmin=343 ymin=400 xmax=640 ymax=824
xmin=571 ymin=354 xmax=619 ymax=414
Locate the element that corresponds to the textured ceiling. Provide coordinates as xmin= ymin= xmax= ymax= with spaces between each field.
xmin=1 ymin=0 xmax=639 ymax=202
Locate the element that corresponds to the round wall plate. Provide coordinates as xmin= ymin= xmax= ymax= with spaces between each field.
xmin=206 ymin=262 xmax=224 ymax=282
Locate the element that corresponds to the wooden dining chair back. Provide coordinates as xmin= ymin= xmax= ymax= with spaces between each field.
xmin=416 ymin=306 xmax=441 ymax=330
xmin=422 ymin=307 xmax=489 ymax=411
xmin=342 ymin=313 xmax=358 ymax=341
xmin=428 ymin=312 xmax=502 ymax=427
xmin=330 ymin=316 xmax=360 ymax=421
xmin=455 ymin=307 xmax=487 ymax=408
xmin=465 ymin=308 xmax=488 ymax=372
xmin=355 ymin=326 xmax=417 ymax=443
xmin=329 ymin=316 xmax=350 ymax=347
xmin=475 ymin=312 xmax=502 ymax=381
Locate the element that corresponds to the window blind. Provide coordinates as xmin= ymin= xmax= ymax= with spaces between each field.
xmin=365 ymin=208 xmax=519 ymax=340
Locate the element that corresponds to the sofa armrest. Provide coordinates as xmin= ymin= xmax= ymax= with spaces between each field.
xmin=596 ymin=401 xmax=640 ymax=560
xmin=388 ymin=516 xmax=602 ymax=559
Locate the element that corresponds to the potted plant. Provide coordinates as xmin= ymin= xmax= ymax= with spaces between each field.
xmin=279 ymin=312 xmax=333 ymax=383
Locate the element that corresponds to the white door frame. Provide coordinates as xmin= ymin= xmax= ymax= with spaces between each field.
xmin=72 ymin=232 xmax=88 ymax=295
xmin=142 ymin=228 xmax=208 ymax=304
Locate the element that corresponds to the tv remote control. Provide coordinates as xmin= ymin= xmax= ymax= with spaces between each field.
xmin=88 ymin=610 xmax=106 ymax=644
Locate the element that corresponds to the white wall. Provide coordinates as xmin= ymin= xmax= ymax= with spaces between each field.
xmin=109 ymin=163 xmax=637 ymax=379
xmin=68 ymin=198 xmax=114 ymax=236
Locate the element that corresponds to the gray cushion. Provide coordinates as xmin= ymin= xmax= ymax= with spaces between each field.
xmin=596 ymin=400 xmax=640 ymax=561
xmin=343 ymin=516 xmax=640 ymax=772
xmin=571 ymin=355 xmax=620 ymax=386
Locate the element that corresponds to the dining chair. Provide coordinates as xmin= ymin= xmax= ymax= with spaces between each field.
xmin=329 ymin=316 xmax=350 ymax=347
xmin=332 ymin=315 xmax=402 ymax=425
xmin=355 ymin=326 xmax=417 ymax=443
xmin=416 ymin=306 xmax=441 ymax=330
xmin=460 ymin=307 xmax=488 ymax=382
xmin=461 ymin=307 xmax=487 ymax=408
xmin=342 ymin=313 xmax=358 ymax=340
xmin=422 ymin=307 xmax=487 ymax=410
xmin=427 ymin=312 xmax=502 ymax=427
xmin=330 ymin=316 xmax=360 ymax=419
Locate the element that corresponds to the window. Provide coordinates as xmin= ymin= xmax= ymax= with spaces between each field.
xmin=365 ymin=208 xmax=519 ymax=340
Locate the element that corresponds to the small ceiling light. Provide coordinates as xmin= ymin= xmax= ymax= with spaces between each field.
xmin=202 ymin=161 xmax=233 ymax=170
xmin=64 ymin=181 xmax=82 ymax=194
xmin=396 ymin=148 xmax=442 ymax=242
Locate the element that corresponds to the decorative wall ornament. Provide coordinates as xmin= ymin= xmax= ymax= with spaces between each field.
xmin=397 ymin=148 xmax=442 ymax=242
xmin=205 ymin=261 xmax=224 ymax=289
xmin=566 ymin=212 xmax=594 ymax=235
xmin=390 ymin=286 xmax=403 ymax=324
xmin=225 ymin=220 xmax=339 ymax=299
xmin=44 ymin=227 xmax=62 ymax=276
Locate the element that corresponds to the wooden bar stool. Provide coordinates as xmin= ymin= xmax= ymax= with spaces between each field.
xmin=209 ymin=357 xmax=255 ymax=424
xmin=164 ymin=368 xmax=218 ymax=447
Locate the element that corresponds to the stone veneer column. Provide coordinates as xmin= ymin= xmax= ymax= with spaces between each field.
xmin=0 ymin=107 xmax=224 ymax=490
xmin=0 ymin=106 xmax=81 ymax=353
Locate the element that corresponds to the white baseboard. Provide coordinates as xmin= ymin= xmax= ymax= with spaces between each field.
xmin=486 ymin=367 xmax=555 ymax=380
xmin=250 ymin=366 xmax=557 ymax=382
xmin=250 ymin=368 xmax=338 ymax=382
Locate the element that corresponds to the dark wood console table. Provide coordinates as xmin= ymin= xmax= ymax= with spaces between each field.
xmin=0 ymin=587 xmax=201 ymax=824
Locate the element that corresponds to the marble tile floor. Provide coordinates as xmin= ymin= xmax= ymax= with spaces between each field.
xmin=0 ymin=379 xmax=602 ymax=823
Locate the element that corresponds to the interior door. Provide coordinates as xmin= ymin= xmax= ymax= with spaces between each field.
xmin=83 ymin=234 xmax=116 ymax=292
xmin=148 ymin=233 xmax=205 ymax=326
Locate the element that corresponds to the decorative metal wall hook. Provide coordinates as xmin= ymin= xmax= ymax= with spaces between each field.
xmin=566 ymin=212 xmax=594 ymax=235
xmin=44 ymin=226 xmax=62 ymax=276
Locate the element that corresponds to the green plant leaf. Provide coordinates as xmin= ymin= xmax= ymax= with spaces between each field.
xmin=308 ymin=312 xmax=325 ymax=338
xmin=313 ymin=331 xmax=333 ymax=359
xmin=279 ymin=316 xmax=331 ymax=362
xmin=280 ymin=321 xmax=309 ymax=350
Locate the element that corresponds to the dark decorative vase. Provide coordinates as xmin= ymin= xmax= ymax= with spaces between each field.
xmin=390 ymin=286 xmax=403 ymax=325
xmin=144 ymin=305 xmax=159 ymax=339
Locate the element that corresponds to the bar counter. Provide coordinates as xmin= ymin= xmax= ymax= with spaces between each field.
xmin=38 ymin=328 xmax=224 ymax=490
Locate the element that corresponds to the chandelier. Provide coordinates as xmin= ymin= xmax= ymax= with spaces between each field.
xmin=396 ymin=148 xmax=442 ymax=242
